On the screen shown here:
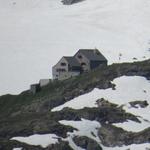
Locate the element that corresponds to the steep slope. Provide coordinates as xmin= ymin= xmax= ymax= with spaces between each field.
xmin=0 ymin=0 xmax=150 ymax=95
xmin=0 ymin=59 xmax=150 ymax=149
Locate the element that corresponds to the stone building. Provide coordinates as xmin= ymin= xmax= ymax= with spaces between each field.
xmin=74 ymin=49 xmax=108 ymax=72
xmin=39 ymin=79 xmax=50 ymax=87
xmin=52 ymin=49 xmax=107 ymax=80
xmin=30 ymin=79 xmax=50 ymax=94
xmin=52 ymin=56 xmax=81 ymax=80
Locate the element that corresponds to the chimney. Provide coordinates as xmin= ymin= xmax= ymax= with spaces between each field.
xmin=94 ymin=48 xmax=99 ymax=55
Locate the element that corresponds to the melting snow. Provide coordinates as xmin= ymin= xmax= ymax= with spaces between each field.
xmin=102 ymin=143 xmax=150 ymax=150
xmin=11 ymin=75 xmax=150 ymax=148
xmin=11 ymin=134 xmax=59 ymax=148
xmin=59 ymin=118 xmax=150 ymax=150
xmin=59 ymin=118 xmax=101 ymax=149
xmin=113 ymin=118 xmax=150 ymax=132
xmin=64 ymin=137 xmax=84 ymax=150
xmin=59 ymin=119 xmax=101 ymax=142
xmin=12 ymin=148 xmax=22 ymax=150
xmin=52 ymin=76 xmax=150 ymax=111
xmin=52 ymin=76 xmax=150 ymax=132
xmin=1 ymin=0 xmax=150 ymax=95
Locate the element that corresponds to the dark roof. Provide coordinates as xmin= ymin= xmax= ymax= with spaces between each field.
xmin=76 ymin=49 xmax=107 ymax=61
xmin=64 ymin=56 xmax=81 ymax=67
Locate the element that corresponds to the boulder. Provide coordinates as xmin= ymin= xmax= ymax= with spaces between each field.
xmin=129 ymin=100 xmax=149 ymax=108
xmin=73 ymin=136 xmax=102 ymax=150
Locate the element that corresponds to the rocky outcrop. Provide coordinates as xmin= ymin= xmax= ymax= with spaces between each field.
xmin=0 ymin=59 xmax=150 ymax=149
xmin=0 ymin=115 xmax=75 ymax=139
xmin=0 ymin=139 xmax=73 ymax=150
xmin=98 ymin=125 xmax=150 ymax=147
xmin=73 ymin=136 xmax=102 ymax=150
xmin=47 ymin=141 xmax=73 ymax=150
xmin=50 ymin=98 xmax=139 ymax=124
xmin=0 ymin=139 xmax=44 ymax=150
xmin=61 ymin=0 xmax=84 ymax=5
xmin=129 ymin=100 xmax=149 ymax=108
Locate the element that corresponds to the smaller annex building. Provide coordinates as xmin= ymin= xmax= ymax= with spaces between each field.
xmin=52 ymin=49 xmax=108 ymax=80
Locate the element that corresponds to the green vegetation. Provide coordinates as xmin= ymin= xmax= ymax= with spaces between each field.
xmin=0 ymin=59 xmax=150 ymax=149
xmin=0 ymin=59 xmax=150 ymax=118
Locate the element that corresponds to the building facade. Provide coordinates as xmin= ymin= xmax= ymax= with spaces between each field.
xmin=52 ymin=49 xmax=107 ymax=80
xmin=52 ymin=56 xmax=81 ymax=80
xmin=74 ymin=49 xmax=107 ymax=72
xmin=39 ymin=79 xmax=50 ymax=87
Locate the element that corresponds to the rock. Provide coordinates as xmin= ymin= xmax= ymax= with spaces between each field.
xmin=1 ymin=59 xmax=150 ymax=148
xmin=61 ymin=0 xmax=84 ymax=5
xmin=98 ymin=124 xmax=150 ymax=147
xmin=51 ymin=100 xmax=139 ymax=124
xmin=0 ymin=145 xmax=3 ymax=150
xmin=129 ymin=100 xmax=149 ymax=108
xmin=96 ymin=98 xmax=118 ymax=108
xmin=73 ymin=136 xmax=102 ymax=150
xmin=47 ymin=140 xmax=73 ymax=150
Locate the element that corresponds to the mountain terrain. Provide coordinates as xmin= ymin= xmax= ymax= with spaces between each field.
xmin=0 ymin=59 xmax=150 ymax=149
xmin=0 ymin=0 xmax=150 ymax=149
xmin=0 ymin=0 xmax=150 ymax=95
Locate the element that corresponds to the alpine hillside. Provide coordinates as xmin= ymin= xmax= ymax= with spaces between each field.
xmin=0 ymin=0 xmax=150 ymax=149
xmin=0 ymin=0 xmax=150 ymax=95
xmin=0 ymin=59 xmax=150 ymax=149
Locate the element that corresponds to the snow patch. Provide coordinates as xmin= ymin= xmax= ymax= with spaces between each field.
xmin=52 ymin=76 xmax=150 ymax=111
xmin=113 ymin=118 xmax=150 ymax=132
xmin=11 ymin=134 xmax=59 ymax=148
xmin=12 ymin=148 xmax=22 ymax=150
xmin=102 ymin=143 xmax=150 ymax=150
xmin=59 ymin=118 xmax=101 ymax=149
xmin=64 ymin=136 xmax=84 ymax=150
xmin=52 ymin=76 xmax=150 ymax=132
xmin=1 ymin=0 xmax=150 ymax=95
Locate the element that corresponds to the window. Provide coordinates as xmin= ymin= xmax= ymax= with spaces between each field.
xmin=61 ymin=62 xmax=66 ymax=66
xmin=56 ymin=68 xmax=66 ymax=72
xmin=81 ymin=62 xmax=86 ymax=66
xmin=78 ymin=55 xmax=82 ymax=59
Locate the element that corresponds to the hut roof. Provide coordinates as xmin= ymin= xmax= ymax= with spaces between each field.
xmin=76 ymin=49 xmax=107 ymax=61
xmin=64 ymin=56 xmax=80 ymax=67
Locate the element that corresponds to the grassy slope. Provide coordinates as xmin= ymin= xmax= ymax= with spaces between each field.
xmin=0 ymin=59 xmax=150 ymax=117
xmin=0 ymin=59 xmax=150 ymax=140
xmin=0 ymin=59 xmax=150 ymax=150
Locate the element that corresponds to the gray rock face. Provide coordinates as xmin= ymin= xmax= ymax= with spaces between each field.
xmin=73 ymin=136 xmax=102 ymax=150
xmin=62 ymin=0 xmax=84 ymax=5
xmin=47 ymin=141 xmax=73 ymax=150
xmin=98 ymin=125 xmax=150 ymax=147
xmin=129 ymin=100 xmax=149 ymax=108
xmin=51 ymin=98 xmax=139 ymax=124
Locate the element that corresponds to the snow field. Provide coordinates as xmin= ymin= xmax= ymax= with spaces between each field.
xmin=11 ymin=116 xmax=150 ymax=149
xmin=11 ymin=134 xmax=59 ymax=148
xmin=1 ymin=0 xmax=150 ymax=95
xmin=60 ymin=119 xmax=101 ymax=150
xmin=11 ymin=119 xmax=101 ymax=149
xmin=52 ymin=76 xmax=150 ymax=132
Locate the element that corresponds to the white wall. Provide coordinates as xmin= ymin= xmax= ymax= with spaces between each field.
xmin=39 ymin=79 xmax=50 ymax=87
xmin=58 ymin=71 xmax=80 ymax=80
